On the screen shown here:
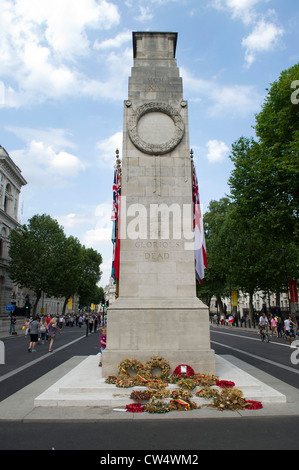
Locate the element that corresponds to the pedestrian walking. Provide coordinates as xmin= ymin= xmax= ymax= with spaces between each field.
xmin=28 ymin=317 xmax=40 ymax=352
xmin=270 ymin=314 xmax=278 ymax=338
xmin=39 ymin=317 xmax=47 ymax=344
xmin=284 ymin=316 xmax=295 ymax=345
xmin=47 ymin=318 xmax=61 ymax=352
xmin=89 ymin=315 xmax=94 ymax=334
xmin=9 ymin=314 xmax=17 ymax=335
xmin=99 ymin=327 xmax=107 ymax=367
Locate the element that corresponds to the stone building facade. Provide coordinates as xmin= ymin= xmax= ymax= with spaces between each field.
xmin=0 ymin=145 xmax=27 ymax=314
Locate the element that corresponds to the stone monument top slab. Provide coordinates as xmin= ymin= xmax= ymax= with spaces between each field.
xmin=133 ymin=31 xmax=178 ymax=59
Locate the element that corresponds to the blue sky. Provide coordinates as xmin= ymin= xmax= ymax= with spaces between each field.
xmin=0 ymin=0 xmax=298 ymax=287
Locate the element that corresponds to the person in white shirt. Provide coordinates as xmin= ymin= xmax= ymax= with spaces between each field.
xmin=259 ymin=313 xmax=269 ymax=339
xmin=284 ymin=316 xmax=295 ymax=344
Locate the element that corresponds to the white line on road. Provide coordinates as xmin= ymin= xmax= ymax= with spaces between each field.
xmin=0 ymin=335 xmax=86 ymax=383
xmin=211 ymin=328 xmax=292 ymax=348
xmin=211 ymin=340 xmax=299 ymax=375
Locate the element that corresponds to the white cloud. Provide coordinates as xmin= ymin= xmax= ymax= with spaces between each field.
xmin=209 ymin=0 xmax=284 ymax=67
xmin=135 ymin=6 xmax=154 ymax=22
xmin=206 ymin=140 xmax=229 ymax=163
xmin=0 ymin=0 xmax=122 ymax=107
xmin=6 ymin=126 xmax=76 ymax=150
xmin=11 ymin=140 xmax=86 ymax=188
xmin=242 ymin=19 xmax=284 ymax=67
xmin=181 ymin=67 xmax=262 ymax=117
xmin=94 ymin=31 xmax=132 ymax=50
xmin=96 ymin=132 xmax=123 ymax=167
xmin=210 ymin=0 xmax=261 ymax=24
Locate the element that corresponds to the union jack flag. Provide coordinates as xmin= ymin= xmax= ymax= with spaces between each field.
xmin=111 ymin=167 xmax=121 ymax=281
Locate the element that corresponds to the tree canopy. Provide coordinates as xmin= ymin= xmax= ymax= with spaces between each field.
xmin=8 ymin=213 xmax=103 ymax=316
xmin=198 ymin=62 xmax=299 ymax=318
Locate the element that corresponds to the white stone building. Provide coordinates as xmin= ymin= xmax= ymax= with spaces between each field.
xmin=0 ymin=145 xmax=27 ymax=314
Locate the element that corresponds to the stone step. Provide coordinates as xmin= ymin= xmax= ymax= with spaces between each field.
xmin=34 ymin=353 xmax=287 ymax=408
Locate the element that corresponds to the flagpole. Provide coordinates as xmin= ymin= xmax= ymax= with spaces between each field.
xmin=115 ymin=149 xmax=121 ymax=299
xmin=190 ymin=148 xmax=194 ymax=181
xmin=190 ymin=149 xmax=197 ymax=291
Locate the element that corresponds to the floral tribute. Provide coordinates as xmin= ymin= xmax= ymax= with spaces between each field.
xmin=130 ymin=390 xmax=152 ymax=402
xmin=118 ymin=358 xmax=144 ymax=377
xmin=172 ymin=364 xmax=195 ymax=378
xmin=243 ymin=400 xmax=263 ymax=410
xmin=143 ymin=356 xmax=171 ymax=380
xmin=125 ymin=403 xmax=145 ymax=413
xmin=215 ymin=380 xmax=235 ymax=388
xmin=105 ymin=357 xmax=263 ymax=414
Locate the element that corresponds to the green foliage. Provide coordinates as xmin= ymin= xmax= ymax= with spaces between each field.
xmin=199 ymin=63 xmax=299 ymax=315
xmin=8 ymin=214 xmax=103 ymax=315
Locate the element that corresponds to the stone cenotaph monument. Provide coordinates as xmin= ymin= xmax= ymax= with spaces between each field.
xmin=102 ymin=32 xmax=215 ymax=376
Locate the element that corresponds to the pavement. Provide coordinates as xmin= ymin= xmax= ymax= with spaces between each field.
xmin=1 ymin=319 xmax=299 ymax=422
xmin=0 ymin=351 xmax=298 ymax=422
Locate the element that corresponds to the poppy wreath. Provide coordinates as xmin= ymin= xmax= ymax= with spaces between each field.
xmin=143 ymin=356 xmax=171 ymax=380
xmin=126 ymin=403 xmax=146 ymax=413
xmin=215 ymin=380 xmax=235 ymax=388
xmin=172 ymin=364 xmax=195 ymax=378
xmin=118 ymin=358 xmax=144 ymax=377
xmin=243 ymin=400 xmax=263 ymax=410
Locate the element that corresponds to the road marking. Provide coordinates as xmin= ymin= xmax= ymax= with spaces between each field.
xmin=211 ymin=340 xmax=299 ymax=375
xmin=0 ymin=335 xmax=86 ymax=383
xmin=211 ymin=329 xmax=292 ymax=348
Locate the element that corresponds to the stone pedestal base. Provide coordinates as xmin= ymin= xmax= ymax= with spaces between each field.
xmin=102 ymin=297 xmax=215 ymax=377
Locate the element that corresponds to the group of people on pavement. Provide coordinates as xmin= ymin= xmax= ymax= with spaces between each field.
xmin=23 ymin=312 xmax=105 ymax=353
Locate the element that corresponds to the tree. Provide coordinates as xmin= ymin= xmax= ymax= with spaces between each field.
xmin=55 ymin=235 xmax=84 ymax=314
xmin=8 ymin=214 xmax=66 ymax=316
xmin=254 ymin=62 xmax=299 ymax=244
xmin=8 ymin=214 xmax=104 ymax=317
xmin=77 ymin=247 xmax=103 ymax=306
xmin=197 ymin=198 xmax=231 ymax=314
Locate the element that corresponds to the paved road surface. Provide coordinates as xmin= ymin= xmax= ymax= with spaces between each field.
xmin=0 ymin=323 xmax=298 ymax=451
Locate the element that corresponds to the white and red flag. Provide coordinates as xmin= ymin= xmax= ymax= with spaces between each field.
xmin=192 ymin=165 xmax=207 ymax=283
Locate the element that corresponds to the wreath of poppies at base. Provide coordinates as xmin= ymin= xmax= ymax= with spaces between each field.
xmin=216 ymin=380 xmax=235 ymax=388
xmin=125 ymin=403 xmax=145 ymax=413
xmin=106 ymin=357 xmax=263 ymax=413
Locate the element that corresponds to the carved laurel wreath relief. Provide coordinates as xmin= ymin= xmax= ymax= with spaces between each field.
xmin=127 ymin=102 xmax=185 ymax=155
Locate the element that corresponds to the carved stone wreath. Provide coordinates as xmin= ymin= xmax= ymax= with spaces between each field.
xmin=128 ymin=102 xmax=185 ymax=155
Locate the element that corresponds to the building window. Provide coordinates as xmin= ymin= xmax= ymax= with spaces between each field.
xmin=0 ymin=227 xmax=6 ymax=258
xmin=4 ymin=183 xmax=12 ymax=214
